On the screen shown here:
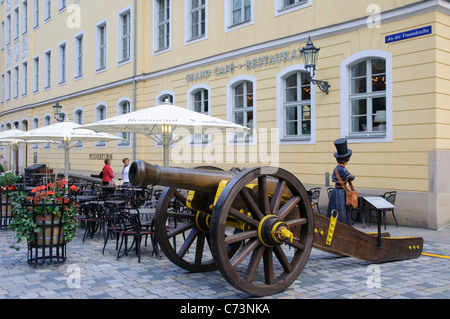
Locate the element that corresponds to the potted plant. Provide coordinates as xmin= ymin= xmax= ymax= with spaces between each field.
xmin=9 ymin=179 xmax=79 ymax=264
xmin=0 ymin=172 xmax=19 ymax=227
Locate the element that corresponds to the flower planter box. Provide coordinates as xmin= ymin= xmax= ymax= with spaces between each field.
xmin=28 ymin=211 xmax=67 ymax=266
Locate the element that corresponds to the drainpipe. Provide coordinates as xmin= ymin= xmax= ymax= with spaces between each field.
xmin=132 ymin=0 xmax=137 ymax=161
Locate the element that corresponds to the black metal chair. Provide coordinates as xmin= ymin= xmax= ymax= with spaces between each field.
xmin=382 ymin=191 xmax=398 ymax=228
xmin=111 ymin=209 xmax=158 ymax=262
xmin=309 ymin=187 xmax=321 ymax=215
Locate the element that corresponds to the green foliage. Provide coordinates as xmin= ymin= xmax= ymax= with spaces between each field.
xmin=9 ymin=179 xmax=79 ymax=247
xmin=0 ymin=172 xmax=19 ymax=187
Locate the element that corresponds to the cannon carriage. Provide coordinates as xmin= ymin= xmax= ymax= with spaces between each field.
xmin=129 ymin=160 xmax=423 ymax=297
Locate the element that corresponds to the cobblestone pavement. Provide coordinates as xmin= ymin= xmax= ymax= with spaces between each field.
xmin=0 ymin=223 xmax=449 ymax=300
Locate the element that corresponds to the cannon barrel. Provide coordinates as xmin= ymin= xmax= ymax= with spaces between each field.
xmin=129 ymin=160 xmax=237 ymax=193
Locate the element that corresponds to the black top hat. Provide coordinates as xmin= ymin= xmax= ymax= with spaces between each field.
xmin=333 ymin=138 xmax=352 ymax=158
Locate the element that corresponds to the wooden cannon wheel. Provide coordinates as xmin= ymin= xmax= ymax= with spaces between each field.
xmin=154 ymin=166 xmax=239 ymax=273
xmin=210 ymin=167 xmax=314 ymax=296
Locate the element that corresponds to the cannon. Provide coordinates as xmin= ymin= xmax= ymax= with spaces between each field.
xmin=129 ymin=161 xmax=423 ymax=297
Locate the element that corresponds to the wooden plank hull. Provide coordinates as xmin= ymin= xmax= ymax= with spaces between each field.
xmin=312 ymin=213 xmax=423 ymax=263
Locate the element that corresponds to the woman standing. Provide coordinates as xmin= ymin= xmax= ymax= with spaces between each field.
xmin=102 ymin=158 xmax=114 ymax=186
xmin=122 ymin=157 xmax=131 ymax=187
xmin=327 ymin=138 xmax=355 ymax=226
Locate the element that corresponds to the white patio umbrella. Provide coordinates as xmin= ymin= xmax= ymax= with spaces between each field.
xmin=76 ymin=102 xmax=249 ymax=166
xmin=17 ymin=119 xmax=123 ymax=182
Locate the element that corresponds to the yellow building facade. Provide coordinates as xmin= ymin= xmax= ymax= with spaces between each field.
xmin=0 ymin=0 xmax=449 ymax=229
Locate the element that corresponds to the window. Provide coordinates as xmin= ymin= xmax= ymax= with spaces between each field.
xmin=225 ymin=0 xmax=252 ymax=31
xmin=96 ymin=21 xmax=107 ymax=71
xmin=189 ymin=86 xmax=209 ymax=144
xmin=33 ymin=0 xmax=39 ymax=29
xmin=13 ymin=66 xmax=19 ymax=98
xmin=74 ymin=32 xmax=84 ymax=78
xmin=276 ymin=66 xmax=315 ymax=144
xmin=1 ymin=21 xmax=4 ymax=49
xmin=155 ymin=0 xmax=170 ymax=52
xmin=22 ymin=61 xmax=28 ymax=95
xmin=58 ymin=42 xmax=66 ymax=84
xmin=349 ymin=58 xmax=386 ymax=134
xmin=44 ymin=49 xmax=51 ymax=89
xmin=43 ymin=115 xmax=51 ymax=149
xmin=6 ymin=14 xmax=11 ymax=45
xmin=117 ymin=99 xmax=131 ymax=147
xmin=156 ymin=90 xmax=174 ymax=105
xmin=275 ymin=0 xmax=312 ymax=16
xmin=228 ymin=78 xmax=255 ymax=143
xmin=340 ymin=50 xmax=392 ymax=142
xmin=33 ymin=55 xmax=39 ymax=92
xmin=73 ymin=108 xmax=84 ymax=148
xmin=32 ymin=117 xmax=39 ymax=149
xmin=283 ymin=71 xmax=311 ymax=139
xmin=188 ymin=0 xmax=206 ymax=41
xmin=0 ymin=74 xmax=4 ymax=103
xmin=13 ymin=7 xmax=19 ymax=40
xmin=95 ymin=104 xmax=107 ymax=147
xmin=118 ymin=9 xmax=131 ymax=63
xmin=232 ymin=0 xmax=251 ymax=26
xmin=58 ymin=0 xmax=66 ymax=12
xmin=5 ymin=70 xmax=11 ymax=101
xmin=22 ymin=0 xmax=28 ymax=34
xmin=44 ymin=0 xmax=51 ymax=21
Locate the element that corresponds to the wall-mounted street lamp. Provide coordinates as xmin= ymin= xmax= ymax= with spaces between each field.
xmin=301 ymin=36 xmax=330 ymax=94
xmin=53 ymin=101 xmax=64 ymax=122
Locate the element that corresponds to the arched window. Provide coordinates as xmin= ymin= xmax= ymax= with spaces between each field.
xmin=227 ymin=76 xmax=256 ymax=144
xmin=340 ymin=50 xmax=392 ymax=142
xmin=73 ymin=108 xmax=84 ymax=149
xmin=32 ymin=117 xmax=39 ymax=150
xmin=188 ymin=85 xmax=210 ymax=145
xmin=117 ymin=98 xmax=131 ymax=147
xmin=276 ymin=65 xmax=315 ymax=144
xmin=95 ymin=103 xmax=107 ymax=147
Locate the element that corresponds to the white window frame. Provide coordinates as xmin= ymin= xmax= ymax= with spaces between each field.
xmin=116 ymin=97 xmax=132 ymax=148
xmin=1 ymin=20 xmax=4 ymax=50
xmin=32 ymin=116 xmax=39 ymax=149
xmin=95 ymin=19 xmax=108 ymax=72
xmin=44 ymin=49 xmax=51 ymax=89
xmin=44 ymin=0 xmax=51 ymax=22
xmin=33 ymin=0 xmax=39 ymax=29
xmin=187 ymin=84 xmax=211 ymax=146
xmin=73 ymin=107 xmax=84 ymax=149
xmin=117 ymin=6 xmax=132 ymax=65
xmin=340 ymin=50 xmax=392 ymax=143
xmin=0 ymin=73 xmax=4 ymax=103
xmin=6 ymin=13 xmax=11 ymax=45
xmin=33 ymin=55 xmax=39 ymax=93
xmin=224 ymin=0 xmax=253 ymax=32
xmin=22 ymin=60 xmax=28 ymax=96
xmin=13 ymin=7 xmax=19 ymax=40
xmin=185 ymin=0 xmax=207 ymax=45
xmin=276 ymin=64 xmax=316 ymax=145
xmin=153 ymin=0 xmax=171 ymax=54
xmin=58 ymin=0 xmax=66 ymax=12
xmin=43 ymin=114 xmax=51 ymax=149
xmin=13 ymin=65 xmax=19 ymax=98
xmin=226 ymin=75 xmax=257 ymax=145
xmin=5 ymin=69 xmax=11 ymax=101
xmin=274 ymin=0 xmax=312 ymax=17
xmin=58 ymin=41 xmax=67 ymax=84
xmin=94 ymin=103 xmax=107 ymax=148
xmin=22 ymin=0 xmax=28 ymax=35
xmin=156 ymin=90 xmax=175 ymax=105
xmin=74 ymin=31 xmax=84 ymax=79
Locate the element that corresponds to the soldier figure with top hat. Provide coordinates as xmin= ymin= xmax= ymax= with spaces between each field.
xmin=327 ymin=138 xmax=355 ymax=226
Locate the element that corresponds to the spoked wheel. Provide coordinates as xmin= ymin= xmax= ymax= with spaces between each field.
xmin=210 ymin=167 xmax=314 ymax=296
xmin=154 ymin=186 xmax=218 ymax=272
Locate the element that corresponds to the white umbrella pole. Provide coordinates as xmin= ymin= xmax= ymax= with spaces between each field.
xmin=64 ymin=141 xmax=70 ymax=184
